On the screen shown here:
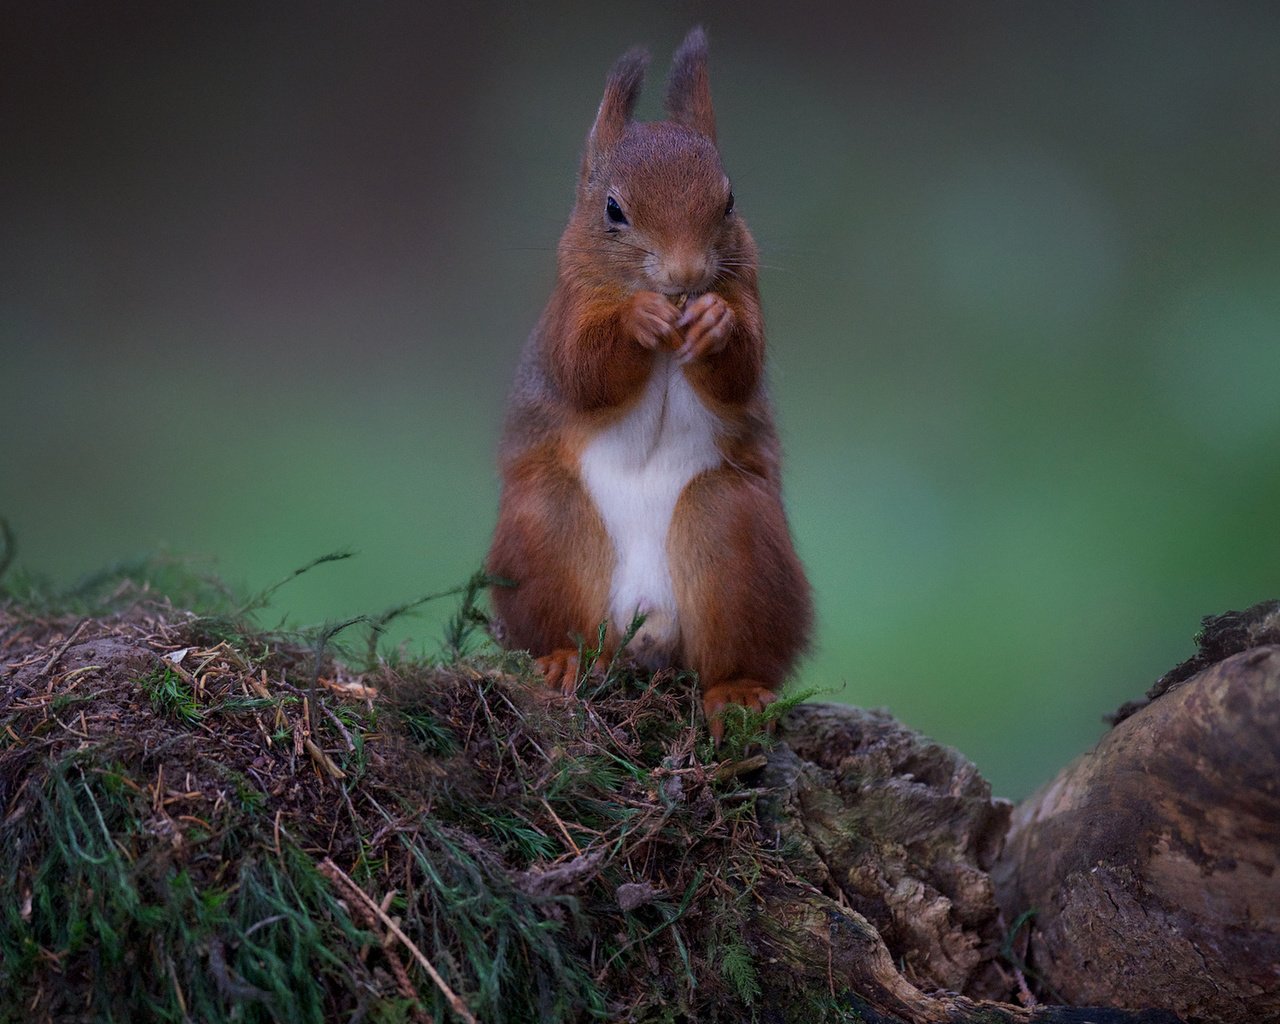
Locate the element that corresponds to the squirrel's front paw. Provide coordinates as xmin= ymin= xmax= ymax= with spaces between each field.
xmin=626 ymin=291 xmax=681 ymax=350
xmin=675 ymin=292 xmax=735 ymax=364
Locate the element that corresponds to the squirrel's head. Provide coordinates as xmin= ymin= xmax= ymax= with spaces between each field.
xmin=563 ymin=27 xmax=755 ymax=297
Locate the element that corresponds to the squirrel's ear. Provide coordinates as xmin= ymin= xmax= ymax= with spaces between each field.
xmin=665 ymin=26 xmax=716 ymax=143
xmin=586 ymin=46 xmax=649 ymax=166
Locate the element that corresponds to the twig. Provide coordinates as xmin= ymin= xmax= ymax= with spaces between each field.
xmin=38 ymin=618 xmax=89 ymax=681
xmin=540 ymin=797 xmax=582 ymax=856
xmin=59 ymin=664 xmax=103 ymax=685
xmin=304 ymin=738 xmax=347 ymax=780
xmin=711 ymin=753 xmax=768 ymax=782
xmin=274 ymin=675 xmax=358 ymax=753
xmin=325 ymin=873 xmax=429 ymax=1024
xmin=385 ymin=944 xmax=429 ymax=1022
xmin=319 ymin=858 xmax=478 ymax=1024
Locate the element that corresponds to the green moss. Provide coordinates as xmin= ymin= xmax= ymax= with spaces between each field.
xmin=141 ymin=664 xmax=202 ymax=724
xmin=0 ymin=759 xmax=375 ymax=1024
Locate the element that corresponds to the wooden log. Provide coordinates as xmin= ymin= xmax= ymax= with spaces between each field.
xmin=766 ymin=704 xmax=1014 ymax=999
xmin=992 ymin=626 xmax=1280 ymax=1023
xmin=755 ymin=704 xmax=1184 ymax=1022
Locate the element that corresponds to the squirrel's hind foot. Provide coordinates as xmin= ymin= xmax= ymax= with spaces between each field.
xmin=702 ymin=680 xmax=778 ymax=746
xmin=535 ymin=647 xmax=596 ymax=696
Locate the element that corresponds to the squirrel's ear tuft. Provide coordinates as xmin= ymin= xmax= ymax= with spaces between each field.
xmin=587 ymin=46 xmax=649 ymax=164
xmin=665 ymin=26 xmax=715 ymax=143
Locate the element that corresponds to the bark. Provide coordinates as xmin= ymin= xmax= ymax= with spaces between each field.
xmin=753 ymin=704 xmax=1182 ymax=1022
xmin=991 ymin=603 xmax=1280 ymax=1024
xmin=765 ymin=704 xmax=1013 ymax=999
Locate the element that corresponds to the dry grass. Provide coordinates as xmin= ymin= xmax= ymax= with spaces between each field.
xmin=0 ymin=563 xmax=820 ymax=1024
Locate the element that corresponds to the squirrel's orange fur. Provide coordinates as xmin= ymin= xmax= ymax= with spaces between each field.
xmin=487 ymin=28 xmax=812 ymax=740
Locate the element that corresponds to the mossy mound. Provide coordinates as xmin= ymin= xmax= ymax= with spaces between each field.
xmin=0 ymin=572 xmax=827 ymax=1024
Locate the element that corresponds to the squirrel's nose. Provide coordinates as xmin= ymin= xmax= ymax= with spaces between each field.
xmin=660 ymin=254 xmax=711 ymax=293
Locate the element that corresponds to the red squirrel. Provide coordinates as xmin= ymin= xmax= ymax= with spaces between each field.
xmin=486 ymin=27 xmax=812 ymax=741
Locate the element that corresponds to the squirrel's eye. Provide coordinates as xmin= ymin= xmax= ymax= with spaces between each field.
xmin=724 ymin=191 xmax=735 ymax=217
xmin=606 ymin=196 xmax=628 ymax=226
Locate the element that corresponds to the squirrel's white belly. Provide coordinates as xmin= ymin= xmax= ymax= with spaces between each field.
xmin=578 ymin=351 xmax=722 ymax=666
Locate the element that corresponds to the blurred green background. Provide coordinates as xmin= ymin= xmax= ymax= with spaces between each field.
xmin=3 ymin=3 xmax=1278 ymax=798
